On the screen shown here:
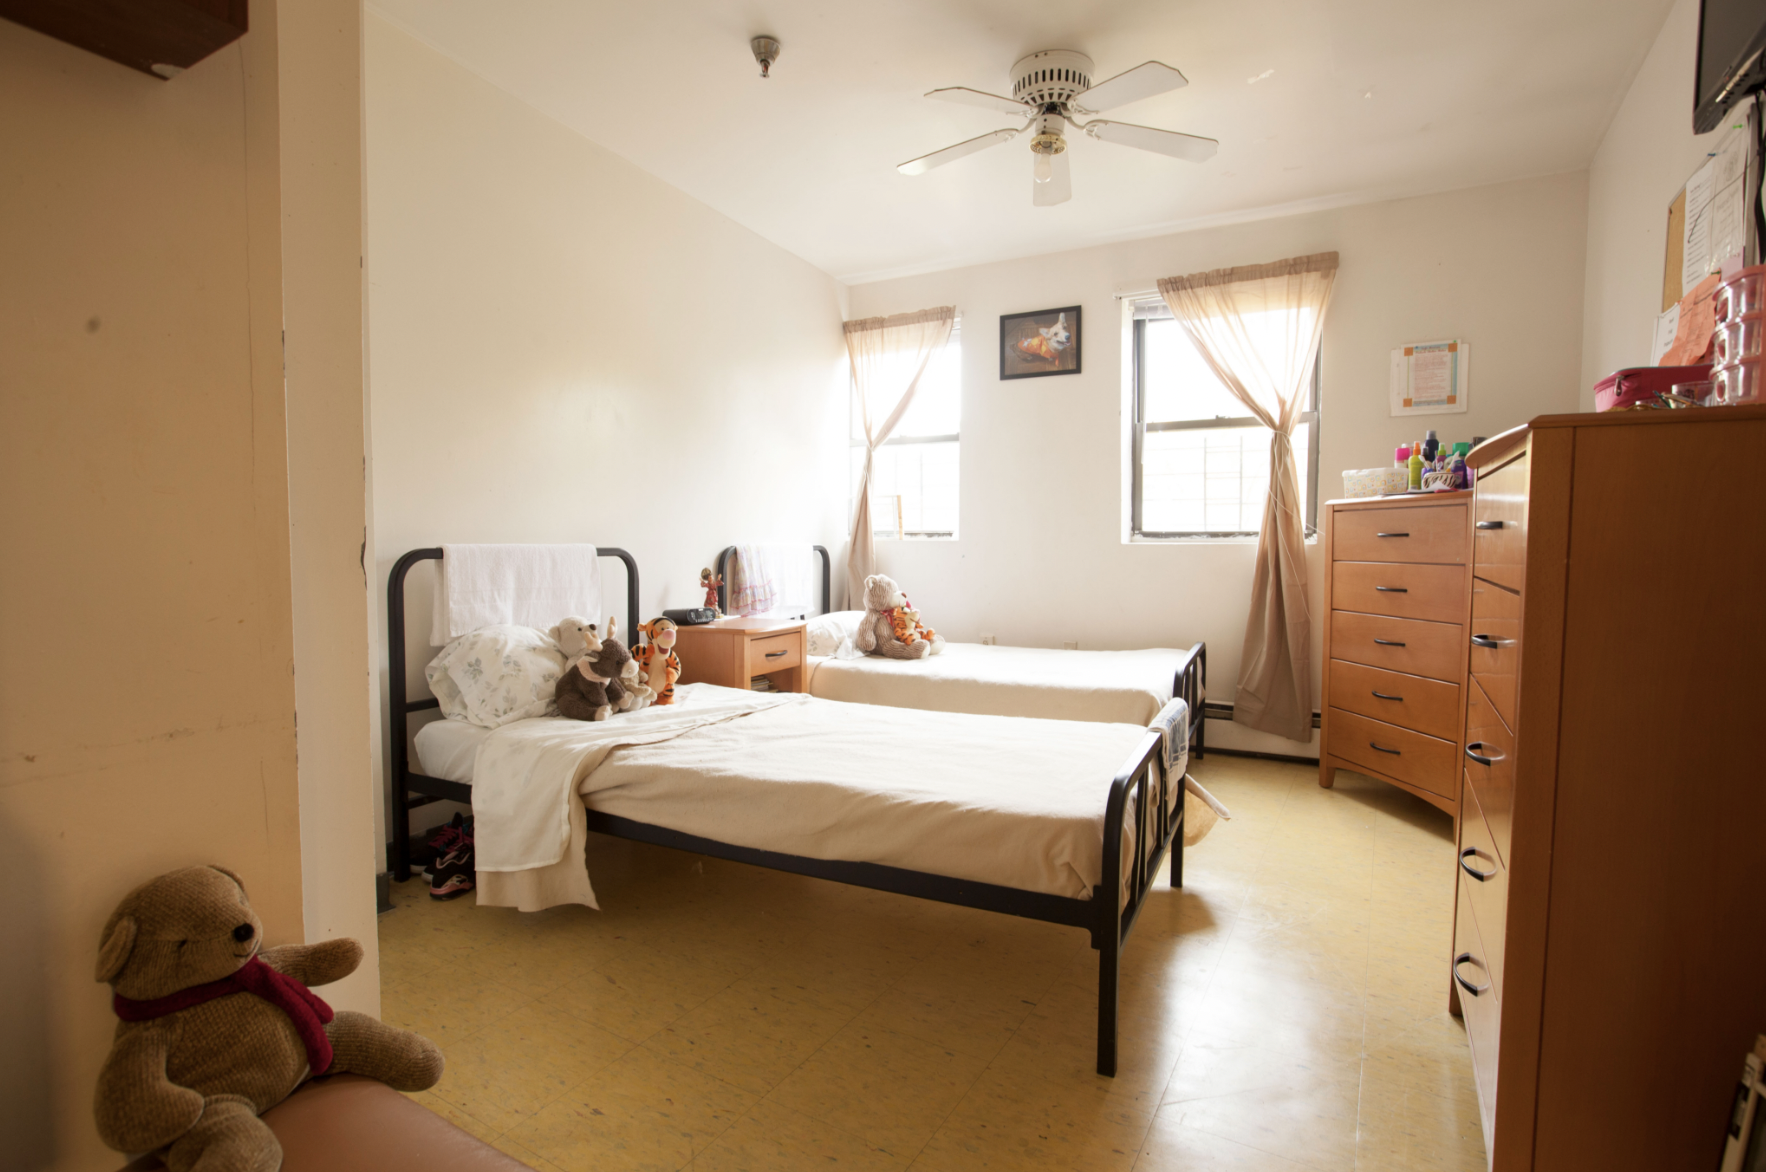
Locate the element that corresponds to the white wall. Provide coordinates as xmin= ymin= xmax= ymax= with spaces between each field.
xmin=365 ymin=15 xmax=850 ymax=839
xmin=848 ymin=173 xmax=1588 ymax=753
xmin=1582 ymin=0 xmax=1726 ymax=403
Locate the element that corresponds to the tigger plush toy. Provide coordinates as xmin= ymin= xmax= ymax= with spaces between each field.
xmin=632 ymin=617 xmax=683 ymax=705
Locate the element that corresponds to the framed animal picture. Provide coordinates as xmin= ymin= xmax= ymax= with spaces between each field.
xmin=999 ymin=306 xmax=1081 ymax=379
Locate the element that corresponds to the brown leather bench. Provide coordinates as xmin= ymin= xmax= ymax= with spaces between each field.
xmin=121 ymin=1075 xmax=527 ymax=1172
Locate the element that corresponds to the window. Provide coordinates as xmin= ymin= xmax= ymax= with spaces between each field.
xmin=1130 ymin=300 xmax=1320 ymax=539
xmin=851 ymin=325 xmax=960 ymax=539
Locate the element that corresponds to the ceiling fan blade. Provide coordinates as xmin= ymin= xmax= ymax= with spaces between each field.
xmin=1071 ymin=62 xmax=1188 ymax=113
xmin=926 ymin=86 xmax=1030 ymax=117
xmin=1032 ymin=149 xmax=1071 ymax=207
xmin=1084 ymin=119 xmax=1217 ymax=163
xmin=898 ymin=126 xmax=1025 ymax=176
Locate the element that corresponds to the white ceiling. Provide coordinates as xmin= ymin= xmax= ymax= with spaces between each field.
xmin=369 ymin=0 xmax=1675 ymax=285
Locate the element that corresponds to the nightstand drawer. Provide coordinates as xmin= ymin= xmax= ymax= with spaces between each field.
xmin=747 ymin=631 xmax=802 ymax=675
xmin=1332 ymin=503 xmax=1468 ymax=564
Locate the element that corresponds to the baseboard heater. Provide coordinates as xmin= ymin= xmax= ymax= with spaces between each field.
xmin=1200 ymin=701 xmax=1322 ymax=766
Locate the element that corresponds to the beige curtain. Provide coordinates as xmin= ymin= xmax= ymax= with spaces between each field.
xmin=844 ymin=306 xmax=956 ymax=603
xmin=1159 ymin=252 xmax=1338 ymax=742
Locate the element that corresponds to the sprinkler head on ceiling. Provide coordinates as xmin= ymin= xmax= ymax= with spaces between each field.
xmin=752 ymin=36 xmax=780 ymax=79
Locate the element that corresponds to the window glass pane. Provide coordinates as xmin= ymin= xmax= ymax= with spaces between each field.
xmin=850 ymin=442 xmax=959 ymax=538
xmin=851 ymin=330 xmax=961 ymax=442
xmin=1142 ymin=319 xmax=1249 ymax=423
xmin=1140 ymin=423 xmax=1310 ymax=535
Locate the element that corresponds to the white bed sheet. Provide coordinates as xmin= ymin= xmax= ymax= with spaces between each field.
xmin=805 ymin=642 xmax=1194 ymax=725
xmin=414 ymin=717 xmax=489 ymax=783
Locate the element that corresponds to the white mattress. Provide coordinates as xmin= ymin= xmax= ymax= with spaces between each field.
xmin=805 ymin=641 xmax=1194 ymax=725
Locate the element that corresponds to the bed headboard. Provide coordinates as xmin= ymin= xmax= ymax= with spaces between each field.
xmin=715 ymin=545 xmax=831 ymax=616
xmin=384 ymin=545 xmax=639 ymax=879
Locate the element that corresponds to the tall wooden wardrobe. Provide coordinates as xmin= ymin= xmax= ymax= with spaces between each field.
xmin=1452 ymin=404 xmax=1766 ymax=1170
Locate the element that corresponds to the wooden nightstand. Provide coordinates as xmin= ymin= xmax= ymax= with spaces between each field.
xmin=672 ymin=617 xmax=807 ymax=693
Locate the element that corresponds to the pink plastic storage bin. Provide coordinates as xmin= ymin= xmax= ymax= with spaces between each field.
xmin=1712 ymin=358 xmax=1763 ymax=405
xmin=1713 ymin=313 xmax=1764 ymax=365
xmin=1714 ymin=265 xmax=1766 ymax=324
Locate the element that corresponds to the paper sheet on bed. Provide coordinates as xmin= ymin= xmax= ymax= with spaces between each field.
xmin=806 ymin=642 xmax=1189 ymax=725
xmin=472 ymin=686 xmax=803 ymax=910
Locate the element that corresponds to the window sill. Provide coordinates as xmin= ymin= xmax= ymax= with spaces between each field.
xmin=1126 ymin=533 xmax=1319 ymax=546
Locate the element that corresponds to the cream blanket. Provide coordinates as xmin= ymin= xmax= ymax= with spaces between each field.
xmin=473 ymin=686 xmax=802 ymax=910
xmin=476 ymin=685 xmax=1153 ymax=912
xmin=805 ymin=642 xmax=1191 ymax=725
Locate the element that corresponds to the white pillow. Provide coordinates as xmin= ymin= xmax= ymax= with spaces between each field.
xmin=425 ymin=624 xmax=566 ymax=728
xmin=805 ymin=610 xmax=864 ymax=657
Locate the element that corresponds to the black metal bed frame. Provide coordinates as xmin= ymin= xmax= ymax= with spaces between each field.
xmin=713 ymin=543 xmax=1206 ymax=759
xmin=387 ymin=546 xmax=1186 ymax=1075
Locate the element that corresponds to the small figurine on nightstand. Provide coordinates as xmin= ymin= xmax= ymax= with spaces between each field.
xmin=699 ymin=568 xmax=724 ymax=617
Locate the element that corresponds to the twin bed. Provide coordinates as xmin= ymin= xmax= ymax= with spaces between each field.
xmin=715 ymin=544 xmax=1208 ymax=742
xmin=389 ymin=545 xmax=1206 ymax=1076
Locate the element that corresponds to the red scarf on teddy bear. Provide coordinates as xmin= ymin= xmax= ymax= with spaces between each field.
xmin=112 ymin=956 xmax=335 ymax=1075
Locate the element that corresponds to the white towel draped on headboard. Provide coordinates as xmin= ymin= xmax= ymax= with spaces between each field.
xmin=430 ymin=544 xmax=602 ymax=645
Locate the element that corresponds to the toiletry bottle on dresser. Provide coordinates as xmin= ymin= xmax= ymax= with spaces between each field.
xmin=1408 ymin=444 xmax=1424 ymax=490
xmin=1395 ymin=445 xmax=1411 ymax=469
xmin=1422 ymin=429 xmax=1439 ymax=463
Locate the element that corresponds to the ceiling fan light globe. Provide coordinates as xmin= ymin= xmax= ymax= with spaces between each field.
xmin=1033 ymin=153 xmax=1053 ymax=183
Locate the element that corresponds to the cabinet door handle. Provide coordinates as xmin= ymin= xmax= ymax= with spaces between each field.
xmin=764 ymin=650 xmax=788 ymax=659
xmin=1470 ymin=634 xmax=1500 ymax=649
xmin=1373 ymin=638 xmax=1406 ymax=646
xmin=1371 ymin=690 xmax=1404 ymax=701
xmin=1369 ymin=742 xmax=1401 ymax=755
xmin=1374 ymin=586 xmax=1409 ymax=593
xmin=1476 ymin=520 xmax=1505 ymax=530
xmin=1466 ymin=742 xmax=1505 ymax=767
xmin=1375 ymin=532 xmax=1409 ymax=538
xmin=1460 ymin=847 xmax=1496 ymax=882
xmin=1453 ymin=953 xmax=1490 ymax=997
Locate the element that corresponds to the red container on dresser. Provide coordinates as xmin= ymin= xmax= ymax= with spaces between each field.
xmin=1591 ymin=365 xmax=1713 ymax=412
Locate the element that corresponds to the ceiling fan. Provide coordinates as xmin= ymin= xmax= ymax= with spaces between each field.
xmin=898 ymin=50 xmax=1218 ymax=206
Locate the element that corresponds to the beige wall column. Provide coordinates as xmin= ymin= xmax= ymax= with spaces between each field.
xmin=0 ymin=9 xmax=304 ymax=1168
xmin=278 ymin=0 xmax=381 ymax=1015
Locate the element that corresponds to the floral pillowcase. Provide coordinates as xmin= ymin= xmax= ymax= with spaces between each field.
xmin=426 ymin=624 xmax=566 ymax=728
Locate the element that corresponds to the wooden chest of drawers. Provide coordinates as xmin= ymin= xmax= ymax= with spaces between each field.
xmin=1319 ymin=491 xmax=1473 ymax=815
xmin=1452 ymin=405 xmax=1766 ymax=1171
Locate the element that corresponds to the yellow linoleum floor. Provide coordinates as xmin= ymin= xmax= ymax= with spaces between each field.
xmin=379 ymin=757 xmax=1486 ymax=1171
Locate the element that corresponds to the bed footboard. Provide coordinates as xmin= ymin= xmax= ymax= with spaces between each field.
xmin=1171 ymin=641 xmax=1206 ymax=760
xmin=1093 ymin=727 xmax=1182 ymax=1077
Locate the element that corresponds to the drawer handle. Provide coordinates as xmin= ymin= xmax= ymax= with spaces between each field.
xmin=1375 ymin=531 xmax=1410 ymax=538
xmin=764 ymin=650 xmax=789 ymax=659
xmin=1369 ymin=742 xmax=1401 ymax=755
xmin=1373 ymin=638 xmax=1406 ymax=647
xmin=1470 ymin=634 xmax=1500 ymax=649
xmin=1476 ymin=520 xmax=1505 ymax=530
xmin=1460 ymin=847 xmax=1496 ymax=882
xmin=1370 ymin=690 xmax=1404 ymax=701
xmin=1466 ymin=742 xmax=1505 ymax=767
xmin=1453 ymin=953 xmax=1490 ymax=997
xmin=1374 ymin=586 xmax=1409 ymax=593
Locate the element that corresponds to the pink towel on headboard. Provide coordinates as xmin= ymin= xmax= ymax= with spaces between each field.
xmin=727 ymin=544 xmax=816 ymax=617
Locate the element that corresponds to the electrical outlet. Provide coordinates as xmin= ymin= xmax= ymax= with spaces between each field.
xmin=1063 ymin=641 xmax=1079 ymax=650
xmin=979 ymin=633 xmax=996 ymax=646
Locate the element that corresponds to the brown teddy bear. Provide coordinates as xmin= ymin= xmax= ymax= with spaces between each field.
xmin=94 ymin=865 xmax=444 ymax=1171
xmin=553 ymin=616 xmax=647 ymax=720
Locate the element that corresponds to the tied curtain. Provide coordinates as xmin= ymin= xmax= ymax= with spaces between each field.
xmin=844 ymin=306 xmax=956 ymax=603
xmin=1158 ymin=252 xmax=1338 ymax=742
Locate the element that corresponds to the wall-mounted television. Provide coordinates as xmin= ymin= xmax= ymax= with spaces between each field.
xmin=1695 ymin=0 xmax=1766 ymax=133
